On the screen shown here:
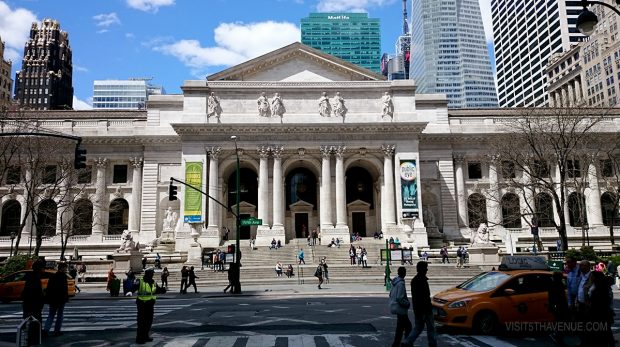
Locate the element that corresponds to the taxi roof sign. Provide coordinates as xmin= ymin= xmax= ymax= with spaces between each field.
xmin=498 ymin=256 xmax=550 ymax=271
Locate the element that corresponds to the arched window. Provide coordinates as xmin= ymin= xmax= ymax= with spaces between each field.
xmin=345 ymin=166 xmax=374 ymax=208
xmin=501 ymin=193 xmax=522 ymax=228
xmin=467 ymin=193 xmax=487 ymax=228
xmin=601 ymin=192 xmax=620 ymax=226
xmin=285 ymin=168 xmax=317 ymax=210
xmin=568 ymin=193 xmax=587 ymax=227
xmin=535 ymin=193 xmax=554 ymax=227
xmin=108 ymin=199 xmax=129 ymax=235
xmin=37 ymin=199 xmax=57 ymax=237
xmin=0 ymin=200 xmax=21 ymax=236
xmin=73 ymin=199 xmax=93 ymax=235
xmin=227 ymin=168 xmax=258 ymax=208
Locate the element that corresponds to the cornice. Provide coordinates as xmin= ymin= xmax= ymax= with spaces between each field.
xmin=83 ymin=136 xmax=180 ymax=146
xmin=186 ymin=80 xmax=395 ymax=91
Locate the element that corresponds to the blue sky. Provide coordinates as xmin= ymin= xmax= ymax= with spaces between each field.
xmin=0 ymin=0 xmax=494 ymax=109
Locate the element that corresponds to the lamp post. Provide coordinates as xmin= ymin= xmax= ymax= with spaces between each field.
xmin=584 ymin=223 xmax=590 ymax=246
xmin=9 ymin=232 xmax=16 ymax=257
xmin=576 ymin=0 xmax=620 ymax=36
xmin=231 ymin=135 xmax=242 ymax=294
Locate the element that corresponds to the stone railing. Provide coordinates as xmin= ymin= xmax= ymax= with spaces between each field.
xmin=103 ymin=235 xmax=121 ymax=241
xmin=0 ymin=236 xmax=14 ymax=243
xmin=68 ymin=235 xmax=90 ymax=242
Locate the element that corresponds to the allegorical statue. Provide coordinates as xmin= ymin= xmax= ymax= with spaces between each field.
xmin=382 ymin=92 xmax=394 ymax=119
xmin=471 ymin=223 xmax=494 ymax=245
xmin=207 ymin=92 xmax=222 ymax=119
xmin=332 ymin=92 xmax=347 ymax=118
xmin=116 ymin=230 xmax=139 ymax=253
xmin=163 ymin=207 xmax=178 ymax=231
xmin=318 ymin=92 xmax=331 ymax=117
xmin=257 ymin=92 xmax=271 ymax=117
xmin=271 ymin=93 xmax=286 ymax=118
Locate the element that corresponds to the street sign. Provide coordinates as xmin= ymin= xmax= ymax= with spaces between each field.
xmin=240 ymin=217 xmax=262 ymax=226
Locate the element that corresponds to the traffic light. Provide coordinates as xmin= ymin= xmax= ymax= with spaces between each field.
xmin=168 ymin=180 xmax=178 ymax=201
xmin=74 ymin=144 xmax=87 ymax=169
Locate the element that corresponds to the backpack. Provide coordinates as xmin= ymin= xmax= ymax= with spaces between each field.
xmin=314 ymin=266 xmax=322 ymax=277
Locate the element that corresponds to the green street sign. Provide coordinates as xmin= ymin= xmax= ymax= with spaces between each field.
xmin=240 ymin=217 xmax=262 ymax=226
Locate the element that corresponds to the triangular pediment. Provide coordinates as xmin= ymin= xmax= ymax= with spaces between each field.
xmin=289 ymin=199 xmax=314 ymax=211
xmin=347 ymin=199 xmax=371 ymax=208
xmin=207 ymin=42 xmax=385 ymax=82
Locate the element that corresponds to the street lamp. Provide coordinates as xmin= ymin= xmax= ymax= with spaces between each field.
xmin=584 ymin=223 xmax=590 ymax=246
xmin=9 ymin=232 xmax=16 ymax=257
xmin=231 ymin=135 xmax=242 ymax=294
xmin=576 ymin=0 xmax=620 ymax=36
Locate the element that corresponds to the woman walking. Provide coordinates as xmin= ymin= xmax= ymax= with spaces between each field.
xmin=161 ymin=267 xmax=169 ymax=289
xmin=180 ymin=266 xmax=188 ymax=294
xmin=314 ymin=263 xmax=324 ymax=289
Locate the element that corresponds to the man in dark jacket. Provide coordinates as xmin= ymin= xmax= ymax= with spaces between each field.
xmin=401 ymin=261 xmax=437 ymax=347
xmin=43 ymin=262 xmax=69 ymax=337
xmin=22 ymin=259 xmax=46 ymax=324
xmin=188 ymin=266 xmax=199 ymax=293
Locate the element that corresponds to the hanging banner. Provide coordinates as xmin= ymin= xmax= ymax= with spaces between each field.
xmin=400 ymin=160 xmax=419 ymax=212
xmin=184 ymin=162 xmax=203 ymax=223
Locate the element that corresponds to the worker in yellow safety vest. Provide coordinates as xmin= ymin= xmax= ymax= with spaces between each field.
xmin=135 ymin=268 xmax=157 ymax=344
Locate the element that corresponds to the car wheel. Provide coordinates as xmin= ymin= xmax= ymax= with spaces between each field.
xmin=473 ymin=311 xmax=497 ymax=335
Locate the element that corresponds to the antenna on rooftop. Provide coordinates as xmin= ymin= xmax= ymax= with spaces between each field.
xmin=402 ymin=0 xmax=409 ymax=35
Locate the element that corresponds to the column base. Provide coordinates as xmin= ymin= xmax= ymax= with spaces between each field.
xmin=255 ymin=225 xmax=285 ymax=247
xmin=187 ymin=242 xmax=202 ymax=262
xmin=468 ymin=245 xmax=500 ymax=265
xmin=321 ymin=226 xmax=350 ymax=245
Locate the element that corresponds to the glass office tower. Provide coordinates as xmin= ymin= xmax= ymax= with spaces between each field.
xmin=410 ymin=0 xmax=498 ymax=108
xmin=93 ymin=79 xmax=164 ymax=110
xmin=301 ymin=13 xmax=381 ymax=73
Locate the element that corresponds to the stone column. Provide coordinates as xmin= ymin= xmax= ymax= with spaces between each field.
xmin=568 ymin=83 xmax=575 ymax=106
xmin=272 ymin=146 xmax=284 ymax=227
xmin=335 ymin=146 xmax=347 ymax=227
xmin=586 ymin=160 xmax=604 ymax=227
xmin=521 ymin=164 xmax=535 ymax=228
xmin=207 ymin=147 xmax=221 ymax=229
xmin=320 ymin=146 xmax=333 ymax=229
xmin=487 ymin=158 xmax=502 ymax=228
xmin=21 ymin=165 xmax=33 ymax=238
xmin=382 ymin=145 xmax=396 ymax=227
xmin=575 ymin=79 xmax=582 ymax=101
xmin=56 ymin=164 xmax=71 ymax=236
xmin=258 ymin=146 xmax=270 ymax=226
xmin=93 ymin=158 xmax=108 ymax=236
xmin=454 ymin=153 xmax=468 ymax=227
xmin=548 ymin=93 xmax=556 ymax=107
xmin=128 ymin=157 xmax=143 ymax=233
xmin=561 ymin=88 xmax=568 ymax=106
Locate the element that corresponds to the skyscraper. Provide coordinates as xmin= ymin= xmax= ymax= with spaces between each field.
xmin=301 ymin=13 xmax=381 ymax=73
xmin=382 ymin=0 xmax=411 ymax=80
xmin=92 ymin=79 xmax=165 ymax=110
xmin=0 ymin=36 xmax=12 ymax=111
xmin=14 ymin=19 xmax=73 ymax=110
xmin=410 ymin=0 xmax=498 ymax=108
xmin=493 ymin=0 xmax=584 ymax=107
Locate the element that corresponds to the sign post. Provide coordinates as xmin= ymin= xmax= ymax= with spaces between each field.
xmin=385 ymin=239 xmax=391 ymax=291
xmin=240 ymin=217 xmax=262 ymax=226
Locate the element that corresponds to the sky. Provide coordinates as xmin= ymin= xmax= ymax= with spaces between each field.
xmin=0 ymin=0 xmax=494 ymax=110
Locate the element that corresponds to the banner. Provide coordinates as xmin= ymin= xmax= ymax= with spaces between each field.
xmin=400 ymin=160 xmax=418 ymax=211
xmin=184 ymin=162 xmax=203 ymax=223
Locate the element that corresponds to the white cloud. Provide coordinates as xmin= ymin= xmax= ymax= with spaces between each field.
xmin=126 ymin=32 xmax=135 ymax=39
xmin=126 ymin=0 xmax=175 ymax=13
xmin=73 ymin=96 xmax=92 ymax=110
xmin=74 ymin=64 xmax=89 ymax=72
xmin=93 ymin=12 xmax=121 ymax=27
xmin=155 ymin=21 xmax=300 ymax=73
xmin=316 ymin=0 xmax=395 ymax=12
xmin=0 ymin=1 xmax=38 ymax=61
xmin=478 ymin=0 xmax=493 ymax=43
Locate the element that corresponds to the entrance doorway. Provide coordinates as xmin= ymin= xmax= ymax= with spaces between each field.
xmin=295 ymin=213 xmax=309 ymax=238
xmin=240 ymin=214 xmax=251 ymax=239
xmin=352 ymin=212 xmax=366 ymax=237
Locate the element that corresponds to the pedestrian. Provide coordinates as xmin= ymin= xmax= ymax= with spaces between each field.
xmin=78 ymin=263 xmax=87 ymax=283
xmin=440 ymin=246 xmax=449 ymax=264
xmin=362 ymin=248 xmax=368 ymax=268
xmin=142 ymin=257 xmax=147 ymax=270
xmin=357 ymin=246 xmax=362 ymax=266
xmin=322 ymin=258 xmax=329 ymax=283
xmin=312 ymin=229 xmax=318 ymax=246
xmin=188 ymin=266 xmax=199 ymax=293
xmin=68 ymin=264 xmax=80 ymax=293
xmin=106 ymin=268 xmax=116 ymax=292
xmin=124 ymin=270 xmax=136 ymax=296
xmin=565 ymin=256 xmax=580 ymax=312
xmin=456 ymin=247 xmax=463 ymax=268
xmin=275 ymin=262 xmax=283 ymax=277
xmin=180 ymin=266 xmax=189 ymax=294
xmin=548 ymin=271 xmax=568 ymax=345
xmin=298 ymin=248 xmax=306 ymax=265
xmin=576 ymin=260 xmax=593 ymax=318
xmin=389 ymin=267 xmax=412 ymax=347
xmin=587 ymin=271 xmax=615 ymax=346
xmin=314 ymin=263 xmax=324 ymax=289
xmin=401 ymin=261 xmax=437 ymax=347
xmin=318 ymin=227 xmax=322 ymax=245
xmin=22 ymin=260 xmax=45 ymax=324
xmin=223 ymin=263 xmax=236 ymax=293
xmin=43 ymin=262 xmax=69 ymax=337
xmin=161 ymin=267 xmax=169 ymax=289
xmin=349 ymin=246 xmax=356 ymax=265
xmin=155 ymin=253 xmax=162 ymax=269
xmin=134 ymin=268 xmax=158 ymax=344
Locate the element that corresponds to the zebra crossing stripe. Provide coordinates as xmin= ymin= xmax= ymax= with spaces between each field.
xmin=287 ymin=335 xmax=317 ymax=347
xmin=163 ymin=337 xmax=200 ymax=347
xmin=323 ymin=334 xmax=347 ymax=347
xmin=245 ymin=334 xmax=277 ymax=347
xmin=203 ymin=336 xmax=241 ymax=346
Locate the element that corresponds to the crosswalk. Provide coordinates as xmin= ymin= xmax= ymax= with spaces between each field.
xmin=0 ymin=302 xmax=190 ymax=334
xmin=156 ymin=334 xmax=374 ymax=347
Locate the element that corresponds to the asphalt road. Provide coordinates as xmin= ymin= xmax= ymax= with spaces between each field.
xmin=0 ymin=285 xmax=619 ymax=346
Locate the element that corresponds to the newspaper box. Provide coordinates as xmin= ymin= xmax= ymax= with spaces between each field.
xmin=17 ymin=316 xmax=40 ymax=346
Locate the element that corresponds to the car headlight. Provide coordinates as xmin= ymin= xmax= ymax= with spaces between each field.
xmin=448 ymin=300 xmax=470 ymax=308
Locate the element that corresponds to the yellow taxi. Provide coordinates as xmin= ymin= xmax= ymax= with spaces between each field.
xmin=432 ymin=256 xmax=557 ymax=334
xmin=0 ymin=269 xmax=76 ymax=303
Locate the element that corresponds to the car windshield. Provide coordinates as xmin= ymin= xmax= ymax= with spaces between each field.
xmin=457 ymin=272 xmax=510 ymax=292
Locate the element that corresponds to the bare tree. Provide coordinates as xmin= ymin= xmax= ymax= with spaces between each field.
xmin=599 ymin=146 xmax=620 ymax=245
xmin=490 ymin=107 xmax=608 ymax=251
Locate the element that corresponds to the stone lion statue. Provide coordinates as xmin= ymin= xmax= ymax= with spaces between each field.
xmin=116 ymin=229 xmax=139 ymax=252
xmin=471 ymin=223 xmax=493 ymax=246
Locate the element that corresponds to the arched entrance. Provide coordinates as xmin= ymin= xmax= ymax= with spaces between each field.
xmin=73 ymin=199 xmax=93 ymax=235
xmin=286 ymin=167 xmax=317 ymax=238
xmin=568 ymin=193 xmax=587 ymax=227
xmin=37 ymin=199 xmax=57 ymax=237
xmin=0 ymin=200 xmax=21 ymax=236
xmin=227 ymin=168 xmax=258 ymax=239
xmin=108 ymin=198 xmax=129 ymax=235
xmin=501 ymin=193 xmax=522 ymax=228
xmin=346 ymin=166 xmax=374 ymax=237
xmin=535 ymin=193 xmax=554 ymax=227
xmin=467 ymin=193 xmax=487 ymax=228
